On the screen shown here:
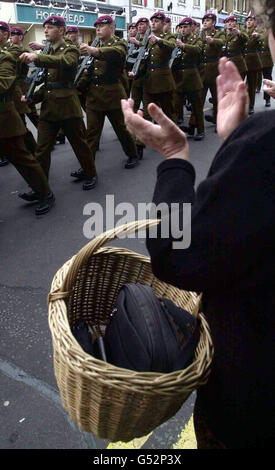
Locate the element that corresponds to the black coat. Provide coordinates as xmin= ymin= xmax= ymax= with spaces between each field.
xmin=146 ymin=110 xmax=275 ymax=448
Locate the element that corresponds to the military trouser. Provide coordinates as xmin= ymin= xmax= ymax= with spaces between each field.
xmin=35 ymin=118 xmax=96 ymax=179
xmin=262 ymin=66 xmax=273 ymax=101
xmin=86 ymin=108 xmax=137 ymax=160
xmin=131 ymin=82 xmax=144 ymax=113
xmin=202 ymin=80 xmax=218 ymax=123
xmin=245 ymin=70 xmax=259 ymax=107
xmin=256 ymin=69 xmax=262 ymax=92
xmin=142 ymin=90 xmax=175 ymax=123
xmin=175 ymin=89 xmax=204 ymax=134
xmin=1 ymin=135 xmax=51 ymax=199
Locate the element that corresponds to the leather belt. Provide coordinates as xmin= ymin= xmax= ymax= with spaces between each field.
xmin=45 ymin=81 xmax=74 ymax=90
xmin=91 ymin=77 xmax=119 ymax=86
xmin=174 ymin=64 xmax=197 ymax=70
xmin=225 ymin=52 xmax=243 ymax=58
xmin=0 ymin=93 xmax=12 ymax=103
xmin=202 ymin=57 xmax=219 ymax=64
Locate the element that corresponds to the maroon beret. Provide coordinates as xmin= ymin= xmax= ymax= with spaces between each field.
xmin=150 ymin=11 xmax=166 ymax=21
xmin=128 ymin=23 xmax=137 ymax=29
xmin=164 ymin=16 xmax=171 ymax=23
xmin=0 ymin=21 xmax=10 ymax=33
xmin=66 ymin=26 xmax=79 ymax=33
xmin=43 ymin=15 xmax=66 ymax=27
xmin=136 ymin=17 xmax=149 ymax=25
xmin=224 ymin=15 xmax=238 ymax=23
xmin=94 ymin=15 xmax=114 ymax=26
xmin=245 ymin=14 xmax=256 ymax=21
xmin=179 ymin=17 xmax=193 ymax=26
xmin=10 ymin=26 xmax=24 ymax=35
xmin=202 ymin=13 xmax=217 ymax=23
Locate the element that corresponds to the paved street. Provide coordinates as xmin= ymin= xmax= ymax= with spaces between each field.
xmin=0 ymin=92 xmax=272 ymax=450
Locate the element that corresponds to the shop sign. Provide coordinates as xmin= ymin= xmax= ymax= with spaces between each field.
xmin=16 ymin=4 xmax=126 ymax=30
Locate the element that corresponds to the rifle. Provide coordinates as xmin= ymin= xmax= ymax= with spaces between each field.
xmin=131 ymin=28 xmax=151 ymax=78
xmin=74 ymin=36 xmax=100 ymax=85
xmin=126 ymin=33 xmax=140 ymax=64
xmin=25 ymin=41 xmax=51 ymax=100
xmin=169 ymin=32 xmax=183 ymax=68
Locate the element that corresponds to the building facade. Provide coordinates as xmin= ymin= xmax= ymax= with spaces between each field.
xmin=205 ymin=0 xmax=255 ymax=28
xmin=0 ymin=0 xmax=209 ymax=46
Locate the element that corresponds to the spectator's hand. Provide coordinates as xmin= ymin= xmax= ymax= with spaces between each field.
xmin=128 ymin=71 xmax=134 ymax=77
xmin=217 ymin=57 xmax=248 ymax=142
xmin=21 ymin=95 xmax=28 ymax=102
xmin=29 ymin=41 xmax=44 ymax=51
xmin=263 ymin=79 xmax=275 ymax=98
xmin=121 ymin=99 xmax=189 ymax=160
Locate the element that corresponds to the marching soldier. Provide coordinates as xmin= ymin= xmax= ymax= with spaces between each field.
xmin=173 ymin=17 xmax=205 ymax=140
xmin=223 ymin=16 xmax=248 ymax=79
xmin=75 ymin=15 xmax=139 ymax=171
xmin=19 ymin=15 xmax=97 ymax=192
xmin=163 ymin=16 xmax=172 ymax=34
xmin=141 ymin=11 xmax=175 ymax=122
xmin=125 ymin=22 xmax=138 ymax=97
xmin=0 ymin=21 xmax=54 ymax=215
xmin=244 ymin=14 xmax=263 ymax=114
xmin=8 ymin=26 xmax=37 ymax=155
xmin=259 ymin=27 xmax=274 ymax=107
xmin=129 ymin=17 xmax=150 ymax=114
xmin=200 ymin=13 xmax=226 ymax=126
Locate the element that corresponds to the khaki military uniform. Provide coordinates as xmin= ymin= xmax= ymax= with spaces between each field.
xmin=173 ymin=33 xmax=204 ymax=134
xmin=7 ymin=42 xmax=37 ymax=154
xmin=78 ymin=36 xmax=137 ymax=162
xmin=0 ymin=47 xmax=51 ymax=199
xmin=244 ymin=29 xmax=262 ymax=108
xmin=224 ymin=30 xmax=248 ymax=78
xmin=130 ymin=35 xmax=147 ymax=113
xmin=31 ymin=38 xmax=95 ymax=179
xmin=258 ymin=31 xmax=274 ymax=102
xmin=142 ymin=32 xmax=176 ymax=122
xmin=200 ymin=28 xmax=225 ymax=123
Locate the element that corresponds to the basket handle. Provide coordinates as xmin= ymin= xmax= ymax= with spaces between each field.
xmin=60 ymin=219 xmax=160 ymax=294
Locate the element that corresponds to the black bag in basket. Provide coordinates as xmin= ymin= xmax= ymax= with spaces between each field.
xmin=72 ymin=283 xmax=200 ymax=373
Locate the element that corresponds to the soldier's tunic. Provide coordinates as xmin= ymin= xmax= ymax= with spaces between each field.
xmin=142 ymin=32 xmax=176 ymax=122
xmin=244 ymin=29 xmax=262 ymax=108
xmin=200 ymin=28 xmax=225 ymax=123
xmin=0 ymin=48 xmax=50 ymax=199
xmin=224 ymin=30 xmax=248 ymax=79
xmin=79 ymin=36 xmax=137 ymax=161
xmin=6 ymin=41 xmax=37 ymax=154
xmin=173 ymin=33 xmax=204 ymax=134
xmin=31 ymin=38 xmax=95 ymax=179
xmin=259 ymin=31 xmax=274 ymax=101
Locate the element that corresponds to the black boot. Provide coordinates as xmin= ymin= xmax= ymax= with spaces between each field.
xmin=125 ymin=156 xmax=139 ymax=169
xmin=249 ymin=106 xmax=254 ymax=115
xmin=55 ymin=134 xmax=65 ymax=145
xmin=194 ymin=132 xmax=205 ymax=141
xmin=18 ymin=190 xmax=39 ymax=202
xmin=82 ymin=175 xmax=98 ymax=190
xmin=205 ymin=114 xmax=215 ymax=123
xmin=182 ymin=125 xmax=195 ymax=137
xmin=265 ymin=97 xmax=271 ymax=107
xmin=136 ymin=145 xmax=144 ymax=160
xmin=35 ymin=192 xmax=55 ymax=216
xmin=70 ymin=168 xmax=86 ymax=180
xmin=0 ymin=157 xmax=9 ymax=167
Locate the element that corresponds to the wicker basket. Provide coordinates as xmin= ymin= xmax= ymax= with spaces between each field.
xmin=48 ymin=220 xmax=213 ymax=442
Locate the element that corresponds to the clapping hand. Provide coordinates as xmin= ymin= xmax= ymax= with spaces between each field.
xmin=217 ymin=57 xmax=248 ymax=141
xmin=121 ymin=99 xmax=189 ymax=161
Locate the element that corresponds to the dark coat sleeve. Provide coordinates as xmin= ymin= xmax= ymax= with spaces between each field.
xmin=146 ymin=113 xmax=275 ymax=293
